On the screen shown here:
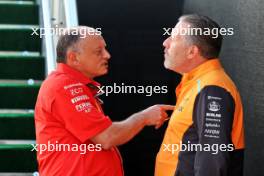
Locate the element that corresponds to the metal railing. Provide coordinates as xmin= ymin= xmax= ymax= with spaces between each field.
xmin=39 ymin=0 xmax=79 ymax=76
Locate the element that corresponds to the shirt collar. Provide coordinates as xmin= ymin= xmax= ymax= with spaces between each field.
xmin=181 ymin=58 xmax=223 ymax=84
xmin=56 ymin=63 xmax=100 ymax=87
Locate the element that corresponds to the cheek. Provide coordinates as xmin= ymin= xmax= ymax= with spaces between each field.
xmin=78 ymin=58 xmax=95 ymax=72
xmin=81 ymin=60 xmax=93 ymax=68
xmin=82 ymin=56 xmax=98 ymax=66
xmin=96 ymin=59 xmax=104 ymax=68
xmin=93 ymin=57 xmax=106 ymax=71
xmin=172 ymin=44 xmax=187 ymax=58
xmin=168 ymin=44 xmax=178 ymax=59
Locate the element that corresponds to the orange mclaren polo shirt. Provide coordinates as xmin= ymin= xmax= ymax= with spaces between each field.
xmin=35 ymin=63 xmax=123 ymax=176
xmin=155 ymin=59 xmax=244 ymax=176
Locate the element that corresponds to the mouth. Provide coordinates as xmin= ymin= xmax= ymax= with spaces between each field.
xmin=102 ymin=62 xmax=109 ymax=68
xmin=164 ymin=51 xmax=168 ymax=57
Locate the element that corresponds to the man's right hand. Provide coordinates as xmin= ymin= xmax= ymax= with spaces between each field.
xmin=91 ymin=104 xmax=175 ymax=149
xmin=141 ymin=104 xmax=175 ymax=129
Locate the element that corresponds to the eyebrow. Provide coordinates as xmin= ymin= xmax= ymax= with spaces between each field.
xmin=94 ymin=47 xmax=103 ymax=50
xmin=95 ymin=44 xmax=106 ymax=50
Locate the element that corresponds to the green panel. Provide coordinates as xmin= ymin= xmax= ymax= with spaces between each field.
xmin=0 ymin=52 xmax=45 ymax=80
xmin=0 ymin=111 xmax=35 ymax=139
xmin=0 ymin=144 xmax=37 ymax=172
xmin=0 ymin=1 xmax=38 ymax=24
xmin=0 ymin=25 xmax=41 ymax=52
xmin=0 ymin=81 xmax=41 ymax=109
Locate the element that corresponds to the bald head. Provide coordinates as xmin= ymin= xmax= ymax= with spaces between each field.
xmin=56 ymin=26 xmax=102 ymax=63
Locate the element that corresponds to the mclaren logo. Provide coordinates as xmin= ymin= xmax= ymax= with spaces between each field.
xmin=208 ymin=101 xmax=221 ymax=112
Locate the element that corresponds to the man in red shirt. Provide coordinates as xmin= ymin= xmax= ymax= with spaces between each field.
xmin=34 ymin=26 xmax=174 ymax=176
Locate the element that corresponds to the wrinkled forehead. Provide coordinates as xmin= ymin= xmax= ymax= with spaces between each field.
xmin=78 ymin=34 xmax=106 ymax=50
xmin=175 ymin=21 xmax=189 ymax=29
xmin=171 ymin=21 xmax=190 ymax=39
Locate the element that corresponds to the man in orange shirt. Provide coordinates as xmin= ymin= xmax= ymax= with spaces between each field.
xmin=155 ymin=14 xmax=244 ymax=176
xmin=35 ymin=26 xmax=174 ymax=176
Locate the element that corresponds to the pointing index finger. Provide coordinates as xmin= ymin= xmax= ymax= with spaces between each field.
xmin=158 ymin=104 xmax=175 ymax=111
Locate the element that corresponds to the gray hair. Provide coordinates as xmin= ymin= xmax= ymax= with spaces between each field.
xmin=179 ymin=14 xmax=223 ymax=59
xmin=56 ymin=26 xmax=99 ymax=63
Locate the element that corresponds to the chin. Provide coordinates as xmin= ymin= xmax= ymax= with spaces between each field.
xmin=164 ymin=62 xmax=168 ymax=69
xmin=164 ymin=60 xmax=172 ymax=70
xmin=98 ymin=70 xmax=108 ymax=77
xmin=165 ymin=62 xmax=179 ymax=73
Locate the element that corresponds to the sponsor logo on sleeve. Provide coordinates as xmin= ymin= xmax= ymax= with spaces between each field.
xmin=208 ymin=101 xmax=221 ymax=112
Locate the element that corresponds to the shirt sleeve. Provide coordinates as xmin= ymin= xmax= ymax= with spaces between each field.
xmin=193 ymin=85 xmax=235 ymax=176
xmin=52 ymin=84 xmax=112 ymax=143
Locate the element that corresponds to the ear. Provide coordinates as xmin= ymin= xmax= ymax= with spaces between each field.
xmin=66 ymin=50 xmax=79 ymax=66
xmin=187 ymin=45 xmax=199 ymax=60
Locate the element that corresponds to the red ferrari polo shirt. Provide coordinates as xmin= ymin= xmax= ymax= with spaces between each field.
xmin=35 ymin=63 xmax=123 ymax=176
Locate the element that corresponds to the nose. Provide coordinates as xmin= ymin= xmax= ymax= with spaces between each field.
xmin=103 ymin=49 xmax=111 ymax=60
xmin=163 ymin=37 xmax=170 ymax=48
